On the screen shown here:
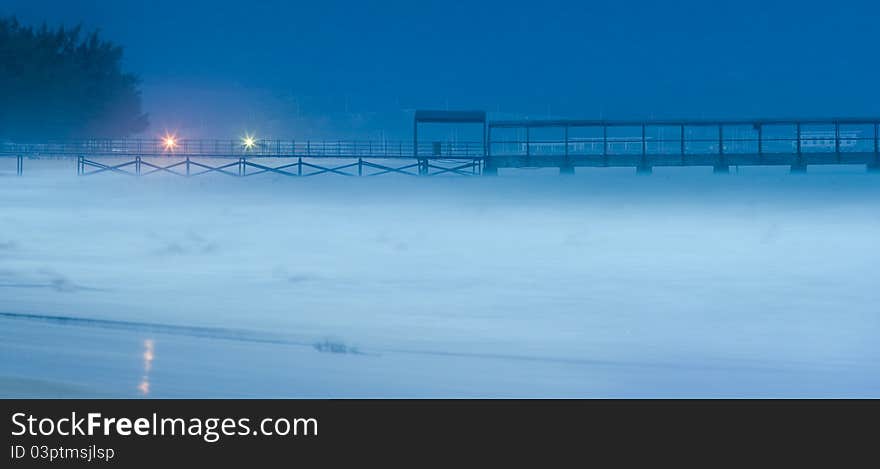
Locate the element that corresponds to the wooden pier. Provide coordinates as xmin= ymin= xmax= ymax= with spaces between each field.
xmin=2 ymin=113 xmax=879 ymax=177
xmin=486 ymin=117 xmax=880 ymax=175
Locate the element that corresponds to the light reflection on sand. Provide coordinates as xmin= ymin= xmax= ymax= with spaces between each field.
xmin=138 ymin=339 xmax=154 ymax=395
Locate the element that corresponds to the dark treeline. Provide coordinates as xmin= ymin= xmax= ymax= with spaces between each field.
xmin=0 ymin=16 xmax=148 ymax=141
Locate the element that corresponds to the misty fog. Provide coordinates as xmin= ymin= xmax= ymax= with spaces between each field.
xmin=1 ymin=163 xmax=878 ymax=397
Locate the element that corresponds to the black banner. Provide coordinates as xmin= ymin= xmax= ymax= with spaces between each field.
xmin=3 ymin=400 xmax=877 ymax=467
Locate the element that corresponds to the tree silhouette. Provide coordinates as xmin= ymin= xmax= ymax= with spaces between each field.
xmin=0 ymin=17 xmax=148 ymax=141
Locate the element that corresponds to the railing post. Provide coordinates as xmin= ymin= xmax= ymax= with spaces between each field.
xmin=486 ymin=125 xmax=492 ymax=158
xmin=560 ymin=125 xmax=573 ymax=175
xmin=483 ymin=120 xmax=488 ymax=160
xmin=635 ymin=124 xmax=651 ymax=174
xmin=483 ymin=125 xmax=497 ymax=176
xmin=358 ymin=157 xmax=363 ymax=176
xmin=757 ymin=123 xmax=763 ymax=159
xmin=714 ymin=125 xmax=728 ymax=173
xmin=870 ymin=122 xmax=880 ymax=172
xmin=298 ymin=157 xmax=302 ymax=176
xmin=641 ymin=123 xmax=647 ymax=163
xmin=874 ymin=122 xmax=879 ymax=156
xmin=186 ymin=156 xmax=191 ymax=177
xmin=603 ymin=125 xmax=609 ymax=166
xmin=136 ymin=155 xmax=141 ymax=175
xmin=868 ymin=122 xmax=880 ymax=172
xmin=17 ymin=155 xmax=23 ymax=176
xmin=564 ymin=125 xmax=569 ymax=159
xmin=792 ymin=123 xmax=806 ymax=173
xmin=835 ymin=121 xmax=841 ymax=162
xmin=680 ymin=124 xmax=686 ymax=164
xmin=525 ymin=127 xmax=530 ymax=158
xmin=678 ymin=124 xmax=685 ymax=165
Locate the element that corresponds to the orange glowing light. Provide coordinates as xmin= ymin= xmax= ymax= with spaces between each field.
xmin=162 ymin=134 xmax=178 ymax=151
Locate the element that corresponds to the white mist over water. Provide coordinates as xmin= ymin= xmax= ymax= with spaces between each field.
xmin=1 ymin=164 xmax=878 ymax=397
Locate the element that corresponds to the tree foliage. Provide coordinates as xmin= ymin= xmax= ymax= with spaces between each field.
xmin=0 ymin=17 xmax=148 ymax=140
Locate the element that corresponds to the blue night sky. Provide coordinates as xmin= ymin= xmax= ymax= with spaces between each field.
xmin=2 ymin=0 xmax=878 ymax=139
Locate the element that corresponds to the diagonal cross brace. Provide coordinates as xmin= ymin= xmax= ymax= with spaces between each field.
xmin=139 ymin=159 xmax=188 ymax=176
xmin=361 ymin=161 xmax=420 ymax=176
xmin=300 ymin=161 xmax=359 ymax=177
xmin=81 ymin=158 xmax=137 ymax=176
xmin=186 ymin=160 xmax=241 ymax=177
xmin=242 ymin=160 xmax=300 ymax=177
xmin=426 ymin=161 xmax=480 ymax=176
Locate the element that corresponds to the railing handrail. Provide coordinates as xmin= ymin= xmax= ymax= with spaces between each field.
xmin=489 ymin=117 xmax=880 ymax=128
xmin=0 ymin=139 xmax=487 ymax=158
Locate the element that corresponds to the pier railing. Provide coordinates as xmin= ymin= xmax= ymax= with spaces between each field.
xmin=3 ymin=117 xmax=880 ymax=176
xmin=489 ymin=119 xmax=880 ymax=157
xmin=70 ymin=155 xmax=482 ymax=178
xmin=486 ymin=118 xmax=880 ymax=172
xmin=0 ymin=139 xmax=486 ymax=159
